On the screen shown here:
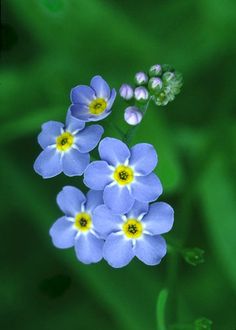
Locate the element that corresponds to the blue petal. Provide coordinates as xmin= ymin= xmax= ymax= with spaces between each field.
xmin=38 ymin=121 xmax=64 ymax=149
xmin=33 ymin=147 xmax=62 ymax=179
xmin=85 ymin=190 xmax=104 ymax=213
xmin=131 ymin=173 xmax=163 ymax=202
xmin=49 ymin=216 xmax=76 ymax=249
xmin=70 ymin=85 xmax=95 ymax=105
xmin=129 ymin=143 xmax=157 ymax=175
xmin=142 ymin=202 xmax=174 ymax=235
xmin=74 ymin=232 xmax=104 ymax=264
xmin=75 ymin=125 xmax=104 ymax=153
xmin=62 ymin=148 xmax=90 ymax=176
xmin=70 ymin=104 xmax=91 ymax=122
xmin=106 ymin=88 xmax=116 ymax=111
xmin=93 ymin=205 xmax=122 ymax=238
xmin=126 ymin=200 xmax=149 ymax=219
xmin=90 ymin=75 xmax=110 ymax=99
xmin=103 ymin=233 xmax=134 ymax=268
xmin=134 ymin=235 xmax=167 ymax=265
xmin=56 ymin=186 xmax=86 ymax=217
xmin=103 ymin=184 xmax=134 ymax=214
xmin=83 ymin=161 xmax=113 ymax=190
xmin=99 ymin=137 xmax=130 ymax=166
xmin=66 ymin=109 xmax=85 ymax=133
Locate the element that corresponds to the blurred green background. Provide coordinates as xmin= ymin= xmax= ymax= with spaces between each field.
xmin=1 ymin=0 xmax=236 ymax=329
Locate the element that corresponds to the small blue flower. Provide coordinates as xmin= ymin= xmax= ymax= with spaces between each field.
xmin=49 ymin=186 xmax=104 ymax=264
xmin=70 ymin=75 xmax=116 ymax=122
xmin=84 ymin=137 xmax=163 ymax=214
xmin=34 ymin=110 xmax=104 ymax=178
xmin=93 ymin=200 xmax=174 ymax=268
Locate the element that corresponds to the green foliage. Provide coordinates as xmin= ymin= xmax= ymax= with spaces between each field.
xmin=1 ymin=0 xmax=236 ymax=329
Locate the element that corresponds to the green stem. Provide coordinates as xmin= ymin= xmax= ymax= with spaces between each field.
xmin=156 ymin=289 xmax=169 ymax=330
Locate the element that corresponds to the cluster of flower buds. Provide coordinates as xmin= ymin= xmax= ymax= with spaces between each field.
xmin=194 ymin=317 xmax=213 ymax=330
xmin=119 ymin=64 xmax=183 ymax=125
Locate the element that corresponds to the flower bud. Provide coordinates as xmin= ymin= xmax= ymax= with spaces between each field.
xmin=194 ymin=317 xmax=213 ymax=330
xmin=148 ymin=77 xmax=163 ymax=93
xmin=162 ymin=64 xmax=174 ymax=73
xmin=124 ymin=106 xmax=143 ymax=126
xmin=183 ymin=248 xmax=205 ymax=266
xmin=134 ymin=86 xmax=149 ymax=103
xmin=134 ymin=72 xmax=148 ymax=85
xmin=162 ymin=71 xmax=175 ymax=84
xmin=119 ymin=84 xmax=134 ymax=100
xmin=149 ymin=64 xmax=162 ymax=77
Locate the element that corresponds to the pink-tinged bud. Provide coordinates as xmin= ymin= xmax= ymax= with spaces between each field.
xmin=148 ymin=77 xmax=163 ymax=93
xmin=134 ymin=86 xmax=149 ymax=102
xmin=119 ymin=84 xmax=134 ymax=100
xmin=124 ymin=106 xmax=143 ymax=126
xmin=134 ymin=72 xmax=148 ymax=85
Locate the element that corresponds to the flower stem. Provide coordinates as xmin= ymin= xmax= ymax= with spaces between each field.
xmin=156 ymin=288 xmax=169 ymax=330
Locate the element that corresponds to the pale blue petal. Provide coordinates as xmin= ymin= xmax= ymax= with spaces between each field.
xmin=70 ymin=85 xmax=95 ymax=105
xmin=131 ymin=173 xmax=163 ymax=202
xmin=93 ymin=205 xmax=122 ymax=238
xmin=49 ymin=216 xmax=76 ymax=249
xmin=33 ymin=147 xmax=62 ymax=179
xmin=142 ymin=202 xmax=174 ymax=235
xmin=74 ymin=232 xmax=104 ymax=264
xmin=99 ymin=137 xmax=130 ymax=166
xmin=129 ymin=143 xmax=157 ymax=175
xmin=56 ymin=186 xmax=86 ymax=217
xmin=62 ymin=149 xmax=90 ymax=176
xmin=106 ymin=88 xmax=116 ymax=110
xmin=75 ymin=125 xmax=104 ymax=153
xmin=83 ymin=161 xmax=113 ymax=190
xmin=38 ymin=121 xmax=63 ymax=149
xmin=85 ymin=190 xmax=104 ymax=213
xmin=134 ymin=235 xmax=167 ymax=265
xmin=69 ymin=104 xmax=91 ymax=122
xmin=90 ymin=75 xmax=110 ymax=99
xmin=103 ymin=184 xmax=134 ymax=215
xmin=126 ymin=200 xmax=149 ymax=219
xmin=65 ymin=109 xmax=85 ymax=133
xmin=103 ymin=233 xmax=134 ymax=268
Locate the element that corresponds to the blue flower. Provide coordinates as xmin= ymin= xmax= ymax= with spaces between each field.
xmin=70 ymin=75 xmax=116 ymax=122
xmin=93 ymin=200 xmax=174 ymax=268
xmin=49 ymin=186 xmax=104 ymax=264
xmin=84 ymin=137 xmax=163 ymax=214
xmin=33 ymin=110 xmax=104 ymax=178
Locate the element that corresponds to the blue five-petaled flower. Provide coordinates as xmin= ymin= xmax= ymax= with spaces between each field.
xmin=49 ymin=186 xmax=104 ymax=264
xmin=70 ymin=75 xmax=116 ymax=122
xmin=33 ymin=110 xmax=104 ymax=178
xmin=84 ymin=137 xmax=163 ymax=214
xmin=93 ymin=200 xmax=174 ymax=268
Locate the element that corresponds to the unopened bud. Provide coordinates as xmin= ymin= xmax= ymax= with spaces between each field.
xmin=183 ymin=248 xmax=205 ymax=266
xmin=134 ymin=72 xmax=148 ymax=85
xmin=194 ymin=317 xmax=213 ymax=330
xmin=134 ymin=86 xmax=149 ymax=103
xmin=124 ymin=106 xmax=143 ymax=126
xmin=162 ymin=71 xmax=175 ymax=83
xmin=119 ymin=84 xmax=134 ymax=100
xmin=148 ymin=77 xmax=163 ymax=93
xmin=149 ymin=64 xmax=162 ymax=77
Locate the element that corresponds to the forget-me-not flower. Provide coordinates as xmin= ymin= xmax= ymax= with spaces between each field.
xmin=70 ymin=75 xmax=116 ymax=122
xmin=84 ymin=137 xmax=163 ymax=214
xmin=93 ymin=200 xmax=174 ymax=268
xmin=34 ymin=110 xmax=104 ymax=178
xmin=50 ymin=186 xmax=104 ymax=264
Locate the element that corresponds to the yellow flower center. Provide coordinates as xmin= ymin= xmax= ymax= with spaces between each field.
xmin=74 ymin=212 xmax=92 ymax=232
xmin=114 ymin=165 xmax=134 ymax=185
xmin=123 ymin=219 xmax=143 ymax=239
xmin=56 ymin=132 xmax=74 ymax=151
xmin=89 ymin=98 xmax=107 ymax=115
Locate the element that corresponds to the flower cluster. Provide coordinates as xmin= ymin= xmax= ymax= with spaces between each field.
xmin=120 ymin=64 xmax=183 ymax=125
xmin=34 ymin=73 xmax=176 ymax=268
